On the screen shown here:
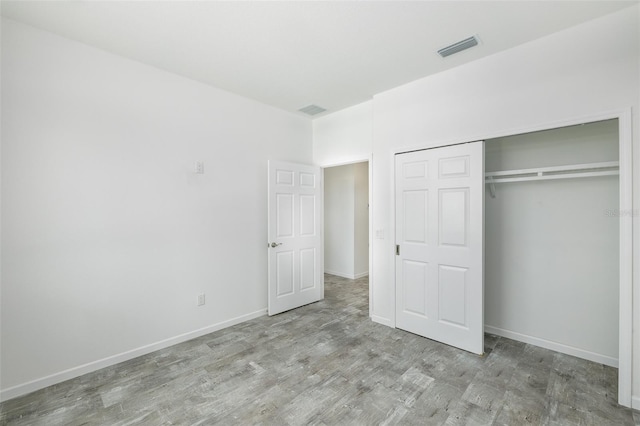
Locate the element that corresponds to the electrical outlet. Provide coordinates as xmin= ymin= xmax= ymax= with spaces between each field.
xmin=197 ymin=294 xmax=205 ymax=306
xmin=195 ymin=161 xmax=204 ymax=174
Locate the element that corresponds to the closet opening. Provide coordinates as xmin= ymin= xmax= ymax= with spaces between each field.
xmin=484 ymin=119 xmax=620 ymax=368
xmin=392 ymin=111 xmax=632 ymax=406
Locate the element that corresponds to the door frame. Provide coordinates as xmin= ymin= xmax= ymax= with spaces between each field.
xmin=390 ymin=108 xmax=633 ymax=407
xmin=320 ymin=156 xmax=373 ymax=319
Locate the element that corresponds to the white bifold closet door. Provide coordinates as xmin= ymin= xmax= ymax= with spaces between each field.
xmin=395 ymin=141 xmax=484 ymax=354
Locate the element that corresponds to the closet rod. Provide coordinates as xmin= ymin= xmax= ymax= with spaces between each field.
xmin=485 ymin=161 xmax=619 ymax=184
xmin=485 ymin=161 xmax=619 ymax=198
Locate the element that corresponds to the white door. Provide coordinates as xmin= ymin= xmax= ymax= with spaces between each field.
xmin=268 ymin=160 xmax=323 ymax=315
xmin=395 ymin=141 xmax=484 ymax=354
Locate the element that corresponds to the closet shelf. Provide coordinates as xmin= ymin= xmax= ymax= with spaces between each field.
xmin=485 ymin=161 xmax=619 ymax=198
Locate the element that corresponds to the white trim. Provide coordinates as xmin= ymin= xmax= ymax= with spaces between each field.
xmin=320 ymin=166 xmax=326 ymax=302
xmin=617 ymin=108 xmax=633 ymax=408
xmin=485 ymin=326 xmax=618 ymax=368
xmin=371 ymin=314 xmax=394 ymax=328
xmin=389 ymin=108 xmax=634 ymax=407
xmin=389 ymin=151 xmax=397 ymax=328
xmin=316 ymin=157 xmax=370 ymax=168
xmin=324 ymin=270 xmax=369 ymax=280
xmin=368 ymin=155 xmax=374 ymax=321
xmin=0 ymin=309 xmax=267 ymax=403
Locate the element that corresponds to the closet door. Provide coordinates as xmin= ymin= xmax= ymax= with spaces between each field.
xmin=395 ymin=141 xmax=484 ymax=354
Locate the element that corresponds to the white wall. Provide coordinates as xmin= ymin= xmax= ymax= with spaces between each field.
xmin=0 ymin=18 xmax=312 ymax=399
xmin=324 ymin=163 xmax=369 ymax=279
xmin=353 ymin=162 xmax=369 ymax=278
xmin=313 ymin=101 xmax=372 ymax=167
xmin=485 ymin=120 xmax=619 ymax=364
xmin=371 ymin=5 xmax=639 ymax=405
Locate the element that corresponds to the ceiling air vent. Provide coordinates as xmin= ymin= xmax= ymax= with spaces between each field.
xmin=438 ymin=36 xmax=479 ymax=58
xmin=299 ymin=104 xmax=327 ymax=116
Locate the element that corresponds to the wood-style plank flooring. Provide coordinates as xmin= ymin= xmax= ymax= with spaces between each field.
xmin=1 ymin=274 xmax=638 ymax=425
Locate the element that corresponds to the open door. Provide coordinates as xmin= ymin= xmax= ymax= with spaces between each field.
xmin=268 ymin=160 xmax=323 ymax=315
xmin=395 ymin=141 xmax=484 ymax=354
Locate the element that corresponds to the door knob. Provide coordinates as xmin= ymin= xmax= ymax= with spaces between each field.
xmin=270 ymin=242 xmax=283 ymax=248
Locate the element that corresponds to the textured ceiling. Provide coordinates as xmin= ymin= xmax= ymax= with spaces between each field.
xmin=1 ymin=1 xmax=637 ymax=117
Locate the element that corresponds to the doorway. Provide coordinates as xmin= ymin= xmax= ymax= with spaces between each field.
xmin=323 ymin=161 xmax=370 ymax=310
xmin=324 ymin=161 xmax=369 ymax=279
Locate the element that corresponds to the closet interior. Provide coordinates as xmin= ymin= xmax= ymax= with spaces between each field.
xmin=484 ymin=119 xmax=620 ymax=367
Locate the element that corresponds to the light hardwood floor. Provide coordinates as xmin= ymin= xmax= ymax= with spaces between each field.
xmin=1 ymin=274 xmax=638 ymax=425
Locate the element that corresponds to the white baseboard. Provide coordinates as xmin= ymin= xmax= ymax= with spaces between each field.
xmin=325 ymin=270 xmax=369 ymax=280
xmin=324 ymin=269 xmax=352 ymax=279
xmin=371 ymin=314 xmax=394 ymax=328
xmin=0 ymin=309 xmax=267 ymax=402
xmin=484 ymin=325 xmax=618 ymax=368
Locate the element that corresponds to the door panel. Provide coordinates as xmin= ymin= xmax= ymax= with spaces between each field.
xmin=395 ymin=142 xmax=484 ymax=354
xmin=404 ymin=190 xmax=428 ymax=242
xmin=300 ymin=248 xmax=316 ymax=290
xmin=276 ymin=251 xmax=294 ymax=296
xmin=299 ymin=195 xmax=316 ymax=236
xmin=300 ymin=172 xmax=316 ymax=187
xmin=268 ymin=161 xmax=323 ymax=315
xmin=439 ymin=189 xmax=468 ymax=246
xmin=276 ymin=194 xmax=294 ymax=237
xmin=438 ymin=265 xmax=468 ymax=327
xmin=439 ymin=155 xmax=470 ymax=178
xmin=403 ymin=260 xmax=428 ymax=316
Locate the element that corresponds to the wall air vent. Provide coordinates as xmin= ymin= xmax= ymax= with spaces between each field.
xmin=438 ymin=36 xmax=479 ymax=58
xmin=299 ymin=104 xmax=327 ymax=116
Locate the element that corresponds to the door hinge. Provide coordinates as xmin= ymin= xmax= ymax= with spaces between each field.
xmin=396 ymin=244 xmax=400 ymax=256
